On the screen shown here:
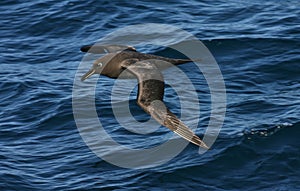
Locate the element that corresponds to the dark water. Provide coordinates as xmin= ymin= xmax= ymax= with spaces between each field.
xmin=1 ymin=0 xmax=300 ymax=190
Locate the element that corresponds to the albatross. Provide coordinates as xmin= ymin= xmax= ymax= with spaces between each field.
xmin=80 ymin=44 xmax=208 ymax=149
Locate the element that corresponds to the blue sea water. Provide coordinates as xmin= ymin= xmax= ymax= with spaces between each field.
xmin=1 ymin=0 xmax=300 ymax=190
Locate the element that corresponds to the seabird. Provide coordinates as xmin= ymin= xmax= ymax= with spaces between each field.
xmin=81 ymin=44 xmax=208 ymax=149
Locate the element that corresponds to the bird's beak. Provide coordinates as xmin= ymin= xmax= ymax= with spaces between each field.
xmin=81 ymin=69 xmax=95 ymax=81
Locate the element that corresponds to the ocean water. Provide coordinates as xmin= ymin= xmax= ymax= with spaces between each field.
xmin=1 ymin=0 xmax=300 ymax=190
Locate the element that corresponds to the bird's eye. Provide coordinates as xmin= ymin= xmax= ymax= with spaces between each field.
xmin=97 ymin=62 xmax=103 ymax=67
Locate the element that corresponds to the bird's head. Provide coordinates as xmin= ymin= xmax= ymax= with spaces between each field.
xmin=81 ymin=59 xmax=104 ymax=81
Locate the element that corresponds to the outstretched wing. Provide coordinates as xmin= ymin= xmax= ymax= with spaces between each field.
xmin=81 ymin=44 xmax=136 ymax=54
xmin=121 ymin=59 xmax=208 ymax=149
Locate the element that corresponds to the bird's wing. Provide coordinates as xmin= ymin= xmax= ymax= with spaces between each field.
xmin=121 ymin=59 xmax=208 ymax=149
xmin=81 ymin=44 xmax=136 ymax=54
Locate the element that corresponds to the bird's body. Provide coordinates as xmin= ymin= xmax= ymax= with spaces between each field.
xmin=81 ymin=44 xmax=208 ymax=149
xmin=82 ymin=47 xmax=191 ymax=79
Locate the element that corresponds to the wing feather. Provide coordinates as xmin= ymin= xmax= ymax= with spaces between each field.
xmin=81 ymin=44 xmax=136 ymax=54
xmin=122 ymin=59 xmax=208 ymax=149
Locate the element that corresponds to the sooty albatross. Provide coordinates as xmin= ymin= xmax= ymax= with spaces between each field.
xmin=80 ymin=44 xmax=208 ymax=149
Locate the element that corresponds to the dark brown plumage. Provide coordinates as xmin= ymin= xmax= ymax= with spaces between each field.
xmin=81 ymin=44 xmax=208 ymax=149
